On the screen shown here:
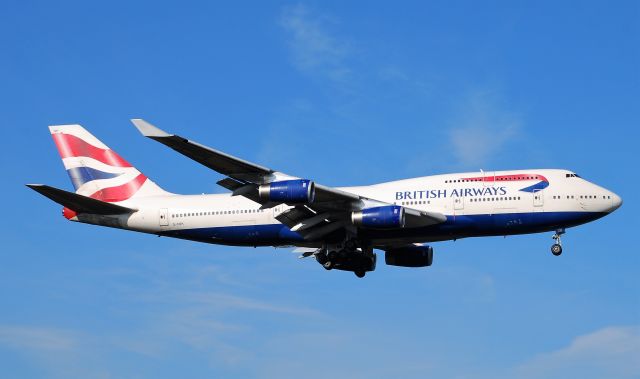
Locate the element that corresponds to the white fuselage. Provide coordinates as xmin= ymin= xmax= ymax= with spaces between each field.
xmin=70 ymin=169 xmax=621 ymax=248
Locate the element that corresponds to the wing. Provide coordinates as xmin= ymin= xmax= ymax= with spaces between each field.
xmin=131 ymin=119 xmax=445 ymax=240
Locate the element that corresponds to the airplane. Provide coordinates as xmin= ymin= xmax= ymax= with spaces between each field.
xmin=27 ymin=120 xmax=622 ymax=278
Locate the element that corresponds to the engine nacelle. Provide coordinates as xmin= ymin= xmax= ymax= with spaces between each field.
xmin=258 ymin=179 xmax=315 ymax=204
xmin=351 ymin=205 xmax=405 ymax=229
xmin=385 ymin=245 xmax=433 ymax=267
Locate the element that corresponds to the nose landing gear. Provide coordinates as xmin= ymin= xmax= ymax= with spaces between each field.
xmin=551 ymin=228 xmax=565 ymax=256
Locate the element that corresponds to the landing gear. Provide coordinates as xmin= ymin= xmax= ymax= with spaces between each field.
xmin=551 ymin=228 xmax=565 ymax=256
xmin=322 ymin=251 xmax=337 ymax=270
xmin=315 ymin=239 xmax=376 ymax=277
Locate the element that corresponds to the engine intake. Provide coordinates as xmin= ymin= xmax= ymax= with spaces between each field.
xmin=352 ymin=205 xmax=405 ymax=229
xmin=258 ymin=179 xmax=315 ymax=204
xmin=385 ymin=245 xmax=433 ymax=267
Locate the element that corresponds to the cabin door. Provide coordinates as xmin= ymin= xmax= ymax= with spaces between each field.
xmin=533 ymin=190 xmax=544 ymax=210
xmin=159 ymin=208 xmax=169 ymax=226
xmin=453 ymin=196 xmax=464 ymax=211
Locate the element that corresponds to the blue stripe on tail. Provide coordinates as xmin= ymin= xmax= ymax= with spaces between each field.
xmin=66 ymin=167 xmax=120 ymax=189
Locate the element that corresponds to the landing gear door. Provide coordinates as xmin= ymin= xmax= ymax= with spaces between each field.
xmin=533 ymin=190 xmax=544 ymax=210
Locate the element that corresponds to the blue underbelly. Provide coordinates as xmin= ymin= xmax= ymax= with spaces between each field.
xmin=167 ymin=211 xmax=607 ymax=246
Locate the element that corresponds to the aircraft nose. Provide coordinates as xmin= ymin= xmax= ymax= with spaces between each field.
xmin=610 ymin=192 xmax=622 ymax=212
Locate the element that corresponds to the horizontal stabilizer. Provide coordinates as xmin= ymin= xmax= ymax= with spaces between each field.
xmin=26 ymin=184 xmax=136 ymax=215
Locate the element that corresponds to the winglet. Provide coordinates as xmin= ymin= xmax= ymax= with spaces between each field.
xmin=131 ymin=119 xmax=171 ymax=138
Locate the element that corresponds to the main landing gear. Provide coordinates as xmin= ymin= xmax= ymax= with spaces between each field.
xmin=316 ymin=240 xmax=376 ymax=278
xmin=551 ymin=228 xmax=565 ymax=256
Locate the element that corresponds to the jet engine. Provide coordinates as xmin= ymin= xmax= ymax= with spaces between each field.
xmin=385 ymin=245 xmax=433 ymax=267
xmin=351 ymin=205 xmax=405 ymax=229
xmin=258 ymin=179 xmax=315 ymax=204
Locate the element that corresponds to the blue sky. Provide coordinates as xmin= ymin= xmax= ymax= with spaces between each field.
xmin=1 ymin=1 xmax=638 ymax=378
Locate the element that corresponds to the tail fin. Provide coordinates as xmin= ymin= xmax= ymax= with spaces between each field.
xmin=49 ymin=124 xmax=169 ymax=202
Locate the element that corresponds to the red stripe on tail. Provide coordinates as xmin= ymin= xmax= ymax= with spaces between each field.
xmin=89 ymin=174 xmax=147 ymax=202
xmin=52 ymin=133 xmax=132 ymax=168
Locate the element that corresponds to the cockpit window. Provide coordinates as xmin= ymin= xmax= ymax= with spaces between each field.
xmin=566 ymin=173 xmax=581 ymax=178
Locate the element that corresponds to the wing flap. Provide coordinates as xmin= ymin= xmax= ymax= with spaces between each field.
xmin=216 ymin=177 xmax=244 ymax=191
xmin=274 ymin=206 xmax=317 ymax=229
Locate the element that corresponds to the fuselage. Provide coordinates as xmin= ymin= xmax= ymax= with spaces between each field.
xmin=72 ymin=169 xmax=622 ymax=248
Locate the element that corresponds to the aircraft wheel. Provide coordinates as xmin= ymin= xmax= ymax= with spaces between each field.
xmin=354 ymin=270 xmax=366 ymax=278
xmin=551 ymin=244 xmax=563 ymax=256
xmin=323 ymin=261 xmax=334 ymax=270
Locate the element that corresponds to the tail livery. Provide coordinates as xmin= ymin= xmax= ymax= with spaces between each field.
xmin=49 ymin=125 xmax=168 ymax=202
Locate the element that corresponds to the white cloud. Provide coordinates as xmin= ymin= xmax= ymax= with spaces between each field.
xmin=280 ymin=4 xmax=351 ymax=82
xmin=176 ymin=291 xmax=322 ymax=316
xmin=447 ymin=90 xmax=522 ymax=167
xmin=514 ymin=325 xmax=640 ymax=379
xmin=0 ymin=324 xmax=114 ymax=378
xmin=0 ymin=325 xmax=77 ymax=351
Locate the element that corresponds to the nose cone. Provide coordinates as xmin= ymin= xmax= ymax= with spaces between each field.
xmin=610 ymin=192 xmax=623 ymax=212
